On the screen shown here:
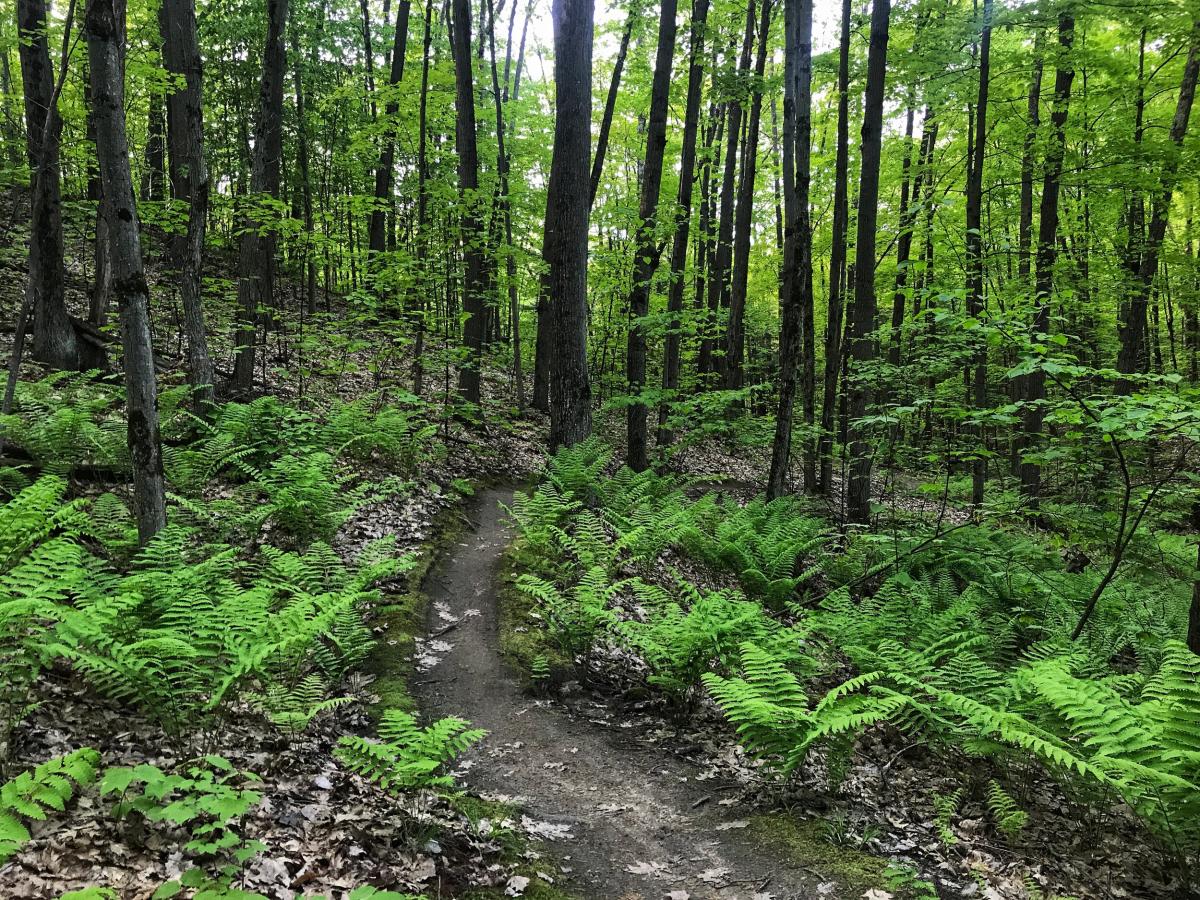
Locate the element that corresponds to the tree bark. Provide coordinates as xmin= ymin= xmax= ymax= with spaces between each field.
xmin=768 ymin=0 xmax=812 ymax=499
xmin=658 ymin=0 xmax=709 ymax=448
xmin=723 ymin=0 xmax=773 ymax=392
xmin=1019 ymin=11 xmax=1074 ymax=508
xmin=964 ymin=0 xmax=992 ymax=507
xmin=368 ymin=1 xmax=411 ymax=257
xmin=161 ymin=0 xmax=215 ymax=408
xmin=451 ymin=0 xmax=487 ymax=407
xmin=86 ymin=0 xmax=167 ymax=543
xmin=701 ymin=2 xmax=756 ymax=379
xmin=18 ymin=0 xmax=79 ymax=371
xmin=412 ymin=0 xmax=434 ymax=396
xmin=532 ymin=4 xmax=633 ymax=413
xmin=625 ymin=0 xmax=677 ymax=471
xmin=1116 ymin=19 xmax=1200 ymax=393
xmin=818 ymin=0 xmax=851 ymax=496
xmin=232 ymin=0 xmax=289 ymax=394
xmin=546 ymin=0 xmax=594 ymax=449
xmin=845 ymin=0 xmax=891 ymax=525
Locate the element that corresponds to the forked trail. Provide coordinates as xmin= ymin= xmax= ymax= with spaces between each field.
xmin=413 ymin=487 xmax=832 ymax=900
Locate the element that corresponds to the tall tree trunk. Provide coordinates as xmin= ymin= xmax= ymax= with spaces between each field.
xmin=291 ymin=24 xmax=316 ymax=315
xmin=1116 ymin=19 xmax=1200 ymax=393
xmin=625 ymin=0 xmax=677 ymax=471
xmin=451 ymin=0 xmax=486 ymax=406
xmin=1019 ymin=11 xmax=1075 ymax=508
xmin=589 ymin=8 xmax=634 ymax=207
xmin=723 ymin=0 xmax=773 ymax=392
xmin=86 ymin=0 xmax=166 ymax=543
xmin=818 ymin=0 xmax=850 ymax=495
xmin=232 ymin=0 xmax=289 ymax=394
xmin=142 ymin=94 xmax=166 ymax=201
xmin=658 ymin=0 xmax=709 ymax=447
xmin=161 ymin=0 xmax=214 ymax=408
xmin=486 ymin=0 xmax=526 ymax=411
xmin=85 ymin=60 xmax=112 ymax=330
xmin=533 ymin=5 xmax=633 ymax=413
xmin=702 ymin=2 xmax=756 ymax=379
xmin=1018 ymin=34 xmax=1043 ymax=283
xmin=18 ymin=0 xmax=79 ymax=371
xmin=964 ymin=0 xmax=992 ymax=507
xmin=546 ymin=0 xmax=594 ymax=449
xmin=369 ymin=1 xmax=411 ymax=256
xmin=412 ymin=0 xmax=434 ymax=396
xmin=845 ymin=0 xmax=890 ymax=525
xmin=768 ymin=0 xmax=812 ymax=498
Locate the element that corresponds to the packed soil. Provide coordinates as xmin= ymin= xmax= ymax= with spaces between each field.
xmin=412 ymin=487 xmax=837 ymax=900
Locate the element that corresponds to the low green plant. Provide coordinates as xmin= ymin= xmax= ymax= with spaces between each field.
xmin=0 ymin=748 xmax=101 ymax=863
xmin=336 ymin=709 xmax=485 ymax=792
xmin=101 ymin=756 xmax=265 ymax=897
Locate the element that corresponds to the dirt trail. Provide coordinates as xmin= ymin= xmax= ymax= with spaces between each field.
xmin=413 ymin=487 xmax=832 ymax=900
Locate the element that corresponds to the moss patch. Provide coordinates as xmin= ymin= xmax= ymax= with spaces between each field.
xmin=362 ymin=493 xmax=477 ymax=720
xmin=496 ymin=541 xmax=573 ymax=686
xmin=748 ymin=814 xmax=926 ymax=899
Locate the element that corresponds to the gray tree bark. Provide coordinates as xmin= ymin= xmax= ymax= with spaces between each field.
xmin=161 ymin=0 xmax=214 ymax=408
xmin=86 ymin=0 xmax=167 ymax=543
xmin=546 ymin=0 xmax=594 ymax=449
xmin=18 ymin=0 xmax=79 ymax=371
xmin=232 ymin=0 xmax=289 ymax=394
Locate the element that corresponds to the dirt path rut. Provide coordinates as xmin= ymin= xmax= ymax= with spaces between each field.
xmin=413 ymin=487 xmax=832 ymax=900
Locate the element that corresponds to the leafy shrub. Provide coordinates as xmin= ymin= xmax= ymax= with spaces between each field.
xmin=0 ymin=748 xmax=100 ymax=863
xmin=336 ymin=709 xmax=485 ymax=792
xmin=101 ymin=756 xmax=265 ymax=896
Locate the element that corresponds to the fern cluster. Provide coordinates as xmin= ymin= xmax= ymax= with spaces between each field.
xmin=0 ymin=748 xmax=100 ymax=863
xmin=517 ymin=443 xmax=1200 ymax=870
xmin=336 ymin=709 xmax=485 ymax=792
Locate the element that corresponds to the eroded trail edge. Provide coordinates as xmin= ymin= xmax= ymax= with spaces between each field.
xmin=412 ymin=487 xmax=828 ymax=900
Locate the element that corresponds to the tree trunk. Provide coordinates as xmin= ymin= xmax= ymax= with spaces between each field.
xmin=818 ymin=0 xmax=850 ymax=496
xmin=486 ymin=0 xmax=526 ymax=411
xmin=532 ymin=5 xmax=633 ymax=413
xmin=768 ymin=0 xmax=812 ymax=499
xmin=368 ymin=1 xmax=411 ymax=256
xmin=232 ymin=0 xmax=289 ymax=394
xmin=291 ymin=24 xmax=317 ymax=315
xmin=142 ymin=94 xmax=166 ymax=201
xmin=161 ymin=0 xmax=214 ymax=408
xmin=723 ymin=0 xmax=773 ymax=392
xmin=546 ymin=0 xmax=594 ymax=449
xmin=412 ymin=0 xmax=434 ymax=396
xmin=451 ymin=0 xmax=486 ymax=407
xmin=625 ymin=0 xmax=677 ymax=471
xmin=658 ymin=0 xmax=709 ymax=448
xmin=964 ymin=0 xmax=992 ymax=507
xmin=86 ymin=0 xmax=166 ymax=543
xmin=702 ymin=3 xmax=756 ymax=380
xmin=1116 ymin=19 xmax=1200 ymax=393
xmin=589 ymin=8 xmax=634 ymax=207
xmin=18 ymin=0 xmax=78 ymax=371
xmin=85 ymin=60 xmax=112 ymax=331
xmin=845 ymin=0 xmax=890 ymax=525
xmin=1019 ymin=11 xmax=1074 ymax=508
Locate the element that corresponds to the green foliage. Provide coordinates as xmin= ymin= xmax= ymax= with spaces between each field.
xmin=335 ymin=709 xmax=485 ymax=792
xmin=985 ymin=780 xmax=1027 ymax=842
xmin=0 ymin=748 xmax=100 ymax=863
xmin=102 ymin=757 xmax=265 ymax=896
xmin=514 ymin=567 xmax=621 ymax=662
xmin=678 ymin=495 xmax=829 ymax=607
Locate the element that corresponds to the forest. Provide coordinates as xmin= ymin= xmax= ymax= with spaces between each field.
xmin=0 ymin=0 xmax=1199 ymax=896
